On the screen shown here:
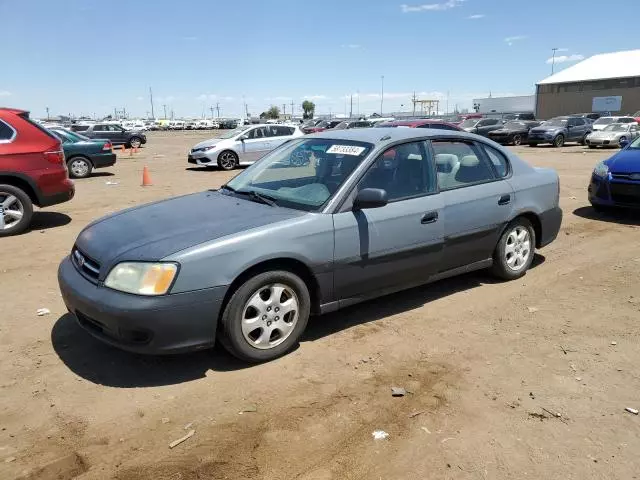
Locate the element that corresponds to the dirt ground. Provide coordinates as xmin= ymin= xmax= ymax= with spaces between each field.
xmin=1 ymin=131 xmax=639 ymax=480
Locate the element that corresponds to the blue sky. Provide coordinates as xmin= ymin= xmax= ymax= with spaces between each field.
xmin=1 ymin=0 xmax=637 ymax=118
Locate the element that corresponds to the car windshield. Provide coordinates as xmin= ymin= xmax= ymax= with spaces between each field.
xmin=504 ymin=121 xmax=525 ymax=129
xmin=630 ymin=136 xmax=640 ymax=148
xmin=543 ymin=118 xmax=567 ymax=127
xmin=224 ymin=138 xmax=373 ymax=212
xmin=218 ymin=126 xmax=251 ymax=139
xmin=333 ymin=122 xmax=349 ymax=130
xmin=594 ymin=118 xmax=615 ymax=126
xmin=603 ymin=124 xmax=627 ymax=132
xmin=459 ymin=119 xmax=479 ymax=128
xmin=51 ymin=129 xmax=90 ymax=142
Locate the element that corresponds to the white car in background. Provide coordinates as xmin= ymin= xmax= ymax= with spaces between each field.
xmin=188 ymin=124 xmax=304 ymax=170
xmin=585 ymin=123 xmax=640 ymax=148
xmin=591 ymin=116 xmax=637 ymax=131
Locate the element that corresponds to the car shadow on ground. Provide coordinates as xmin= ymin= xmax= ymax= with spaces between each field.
xmin=185 ymin=166 xmax=248 ymax=172
xmin=303 ymin=254 xmax=545 ymax=342
xmin=51 ymin=254 xmax=544 ymax=388
xmin=27 ymin=212 xmax=71 ymax=232
xmin=573 ymin=206 xmax=640 ymax=226
xmin=88 ymin=172 xmax=115 ymax=178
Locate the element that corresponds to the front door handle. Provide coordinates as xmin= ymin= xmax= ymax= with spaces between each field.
xmin=498 ymin=194 xmax=511 ymax=205
xmin=421 ymin=211 xmax=439 ymax=224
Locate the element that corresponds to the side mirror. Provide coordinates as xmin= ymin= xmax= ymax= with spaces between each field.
xmin=620 ymin=138 xmax=630 ymax=148
xmin=239 ymin=134 xmax=248 ymax=141
xmin=353 ymin=188 xmax=388 ymax=210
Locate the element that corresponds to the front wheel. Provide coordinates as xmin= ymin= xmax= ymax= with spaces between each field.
xmin=217 ymin=150 xmax=238 ymax=170
xmin=490 ymin=218 xmax=536 ymax=280
xmin=580 ymin=133 xmax=589 ymax=145
xmin=68 ymin=157 xmax=93 ymax=179
xmin=129 ymin=137 xmax=142 ymax=149
xmin=619 ymin=136 xmax=627 ymax=147
xmin=553 ymin=134 xmax=565 ymax=148
xmin=0 ymin=185 xmax=34 ymax=237
xmin=219 ymin=271 xmax=311 ymax=362
xmin=512 ymin=134 xmax=522 ymax=146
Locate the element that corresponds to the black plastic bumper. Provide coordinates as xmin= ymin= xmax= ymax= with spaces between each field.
xmin=538 ymin=206 xmax=562 ymax=247
xmin=58 ymin=256 xmax=227 ymax=354
xmin=90 ymin=153 xmax=117 ymax=169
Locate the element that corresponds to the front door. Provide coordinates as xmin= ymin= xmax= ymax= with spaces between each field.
xmin=431 ymin=139 xmax=515 ymax=272
xmin=238 ymin=126 xmax=271 ymax=164
xmin=333 ymin=141 xmax=444 ymax=301
xmin=567 ymin=117 xmax=587 ymax=141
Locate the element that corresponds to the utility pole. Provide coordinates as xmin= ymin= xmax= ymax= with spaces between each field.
xmin=380 ymin=75 xmax=385 ymax=116
xmin=551 ymin=47 xmax=559 ymax=74
xmin=45 ymin=107 xmax=50 ymax=121
xmin=349 ymin=94 xmax=353 ymax=118
xmin=215 ymin=103 xmax=220 ymax=118
xmin=446 ymin=91 xmax=450 ymax=116
xmin=149 ymin=87 xmax=155 ymax=119
xmin=357 ymin=91 xmax=360 ymax=116
xmin=114 ymin=107 xmax=117 ymax=119
xmin=210 ymin=106 xmax=215 ymax=119
xmin=290 ymin=100 xmax=295 ymax=118
xmin=412 ymin=91 xmax=417 ymax=116
xmin=162 ymin=104 xmax=167 ymax=119
xmin=171 ymin=109 xmax=174 ymax=120
xmin=282 ymin=104 xmax=286 ymax=118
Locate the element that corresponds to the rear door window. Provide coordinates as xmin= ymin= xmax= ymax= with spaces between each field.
xmin=431 ymin=140 xmax=496 ymax=190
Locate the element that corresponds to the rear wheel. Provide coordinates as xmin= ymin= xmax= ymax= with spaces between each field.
xmin=68 ymin=156 xmax=93 ymax=179
xmin=219 ymin=270 xmax=311 ymax=362
xmin=490 ymin=218 xmax=535 ymax=280
xmin=580 ymin=133 xmax=589 ymax=145
xmin=0 ymin=185 xmax=33 ymax=237
xmin=129 ymin=137 xmax=142 ymax=149
xmin=619 ymin=136 xmax=627 ymax=147
xmin=588 ymin=145 xmax=597 ymax=149
xmin=217 ymin=150 xmax=238 ymax=170
xmin=512 ymin=134 xmax=522 ymax=146
xmin=553 ymin=134 xmax=565 ymax=148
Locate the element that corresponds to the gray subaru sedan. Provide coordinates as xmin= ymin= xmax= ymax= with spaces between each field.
xmin=58 ymin=128 xmax=562 ymax=362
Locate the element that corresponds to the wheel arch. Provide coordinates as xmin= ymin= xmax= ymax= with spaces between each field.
xmin=0 ymin=173 xmax=40 ymax=206
xmin=504 ymin=211 xmax=542 ymax=248
xmin=67 ymin=154 xmax=94 ymax=166
xmin=220 ymin=257 xmax=322 ymax=325
xmin=217 ymin=149 xmax=239 ymax=160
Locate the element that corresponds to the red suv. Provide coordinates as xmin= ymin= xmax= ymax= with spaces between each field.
xmin=0 ymin=108 xmax=75 ymax=236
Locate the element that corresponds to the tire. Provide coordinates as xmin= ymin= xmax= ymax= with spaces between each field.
xmin=591 ymin=203 xmax=609 ymax=214
xmin=0 ymin=184 xmax=34 ymax=237
xmin=588 ymin=145 xmax=597 ymax=149
xmin=128 ymin=136 xmax=142 ymax=149
xmin=219 ymin=270 xmax=311 ymax=362
xmin=580 ymin=133 xmax=589 ymax=145
xmin=619 ymin=136 xmax=627 ymax=147
xmin=512 ymin=134 xmax=522 ymax=146
xmin=490 ymin=218 xmax=536 ymax=281
xmin=553 ymin=134 xmax=565 ymax=148
xmin=217 ymin=150 xmax=239 ymax=170
xmin=528 ymin=142 xmax=538 ymax=147
xmin=67 ymin=156 xmax=93 ymax=179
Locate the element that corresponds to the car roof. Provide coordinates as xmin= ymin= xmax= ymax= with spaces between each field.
xmin=308 ymin=126 xmax=478 ymax=146
xmin=0 ymin=107 xmax=27 ymax=115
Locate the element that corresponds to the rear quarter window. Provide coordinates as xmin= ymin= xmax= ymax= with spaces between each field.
xmin=482 ymin=145 xmax=510 ymax=178
xmin=0 ymin=119 xmax=16 ymax=142
xmin=17 ymin=113 xmax=59 ymax=142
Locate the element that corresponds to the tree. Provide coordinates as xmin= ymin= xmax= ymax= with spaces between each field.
xmin=302 ymin=100 xmax=315 ymax=119
xmin=260 ymin=106 xmax=280 ymax=119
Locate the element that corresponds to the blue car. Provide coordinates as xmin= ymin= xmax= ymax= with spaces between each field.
xmin=589 ymin=136 xmax=640 ymax=210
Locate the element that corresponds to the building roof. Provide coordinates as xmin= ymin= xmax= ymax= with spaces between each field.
xmin=537 ymin=49 xmax=640 ymax=85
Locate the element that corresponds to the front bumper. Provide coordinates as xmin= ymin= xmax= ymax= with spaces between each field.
xmin=586 ymin=138 xmax=613 ymax=146
xmin=589 ymin=175 xmax=640 ymax=208
xmin=188 ymin=151 xmax=216 ymax=165
xmin=527 ymin=134 xmax=554 ymax=144
xmin=538 ymin=206 xmax=563 ymax=248
xmin=58 ymin=256 xmax=227 ymax=354
xmin=90 ymin=152 xmax=117 ymax=168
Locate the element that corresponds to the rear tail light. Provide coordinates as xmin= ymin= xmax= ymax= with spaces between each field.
xmin=44 ymin=150 xmax=65 ymax=165
xmin=103 ymin=142 xmax=112 ymax=151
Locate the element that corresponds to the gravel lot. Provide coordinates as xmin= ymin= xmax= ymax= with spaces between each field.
xmin=1 ymin=131 xmax=639 ymax=480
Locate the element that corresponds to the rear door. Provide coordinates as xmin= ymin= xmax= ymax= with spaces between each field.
xmin=333 ymin=141 xmax=444 ymax=300
xmin=91 ymin=124 xmax=112 ymax=141
xmin=238 ymin=126 xmax=270 ymax=164
xmin=268 ymin=126 xmax=296 ymax=149
xmin=431 ymin=139 xmax=514 ymax=272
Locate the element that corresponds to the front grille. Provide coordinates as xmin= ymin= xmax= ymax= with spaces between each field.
xmin=612 ymin=173 xmax=640 ymax=180
xmin=71 ymin=247 xmax=101 ymax=282
xmin=610 ymin=182 xmax=640 ymax=205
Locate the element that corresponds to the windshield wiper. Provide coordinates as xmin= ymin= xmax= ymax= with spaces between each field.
xmin=237 ymin=189 xmax=278 ymax=207
xmin=219 ymin=184 xmax=236 ymax=192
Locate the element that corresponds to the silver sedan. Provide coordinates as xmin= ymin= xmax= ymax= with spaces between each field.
xmin=586 ymin=123 xmax=640 ymax=148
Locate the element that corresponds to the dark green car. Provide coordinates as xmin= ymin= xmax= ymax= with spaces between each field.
xmin=49 ymin=128 xmax=117 ymax=179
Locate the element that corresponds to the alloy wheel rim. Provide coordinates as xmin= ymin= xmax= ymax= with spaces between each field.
xmin=0 ymin=193 xmax=24 ymax=230
xmin=555 ymin=136 xmax=563 ymax=147
xmin=504 ymin=226 xmax=531 ymax=272
xmin=241 ymin=283 xmax=299 ymax=350
xmin=220 ymin=152 xmax=236 ymax=169
xmin=130 ymin=139 xmax=141 ymax=148
xmin=513 ymin=135 xmax=522 ymax=145
xmin=71 ymin=159 xmax=89 ymax=177
xmin=619 ymin=137 xmax=627 ymax=146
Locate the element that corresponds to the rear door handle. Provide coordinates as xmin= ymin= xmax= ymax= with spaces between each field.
xmin=498 ymin=194 xmax=511 ymax=205
xmin=421 ymin=211 xmax=439 ymax=224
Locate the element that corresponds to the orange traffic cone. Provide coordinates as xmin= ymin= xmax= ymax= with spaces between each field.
xmin=134 ymin=146 xmax=139 ymax=154
xmin=122 ymin=145 xmax=127 ymax=155
xmin=129 ymin=146 xmax=134 ymax=157
xmin=141 ymin=165 xmax=152 ymax=186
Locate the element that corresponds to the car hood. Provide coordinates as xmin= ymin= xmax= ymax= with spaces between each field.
xmin=590 ymin=131 xmax=616 ymax=138
xmin=489 ymin=128 xmax=521 ymax=134
xmin=192 ymin=138 xmax=224 ymax=150
xmin=606 ymin=148 xmax=640 ymax=173
xmin=74 ymin=191 xmax=305 ymax=273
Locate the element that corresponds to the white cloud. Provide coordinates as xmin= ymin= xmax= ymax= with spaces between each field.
xmin=136 ymin=96 xmax=144 ymax=101
xmin=546 ymin=54 xmax=584 ymax=64
xmin=302 ymin=95 xmax=328 ymax=101
xmin=467 ymin=14 xmax=485 ymax=19
xmin=341 ymin=44 xmax=361 ymax=49
xmin=504 ymin=35 xmax=527 ymax=46
xmin=401 ymin=0 xmax=464 ymax=12
xmin=556 ymin=47 xmax=569 ymax=52
xmin=0 ymin=90 xmax=12 ymax=97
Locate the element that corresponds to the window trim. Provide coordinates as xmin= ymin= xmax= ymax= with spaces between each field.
xmin=428 ymin=138 xmax=508 ymax=192
xmin=481 ymin=143 xmax=512 ymax=179
xmin=0 ymin=119 xmax=17 ymax=144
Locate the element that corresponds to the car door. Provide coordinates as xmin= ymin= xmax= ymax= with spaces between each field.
xmin=90 ymin=124 xmax=110 ymax=140
xmin=268 ymin=126 xmax=295 ymax=150
xmin=568 ymin=117 xmax=586 ymax=141
xmin=431 ymin=139 xmax=515 ymax=272
xmin=333 ymin=141 xmax=444 ymax=301
xmin=237 ymin=126 xmax=270 ymax=164
xmin=111 ymin=125 xmax=128 ymax=143
xmin=477 ymin=119 xmax=501 ymax=136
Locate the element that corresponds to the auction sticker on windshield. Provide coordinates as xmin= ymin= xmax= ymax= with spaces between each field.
xmin=327 ymin=145 xmax=366 ymax=156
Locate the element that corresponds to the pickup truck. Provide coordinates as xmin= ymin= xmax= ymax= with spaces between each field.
xmin=71 ymin=123 xmax=147 ymax=148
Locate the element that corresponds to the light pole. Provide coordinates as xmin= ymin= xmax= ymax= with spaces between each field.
xmin=551 ymin=47 xmax=559 ymax=74
xmin=380 ymin=75 xmax=384 ymax=116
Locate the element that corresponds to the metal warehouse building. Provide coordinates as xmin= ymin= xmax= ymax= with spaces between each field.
xmin=536 ymin=49 xmax=640 ymax=119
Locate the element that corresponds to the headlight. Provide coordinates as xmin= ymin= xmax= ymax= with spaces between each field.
xmin=205 ymin=145 xmax=218 ymax=151
xmin=104 ymin=262 xmax=178 ymax=295
xmin=593 ymin=161 xmax=609 ymax=178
